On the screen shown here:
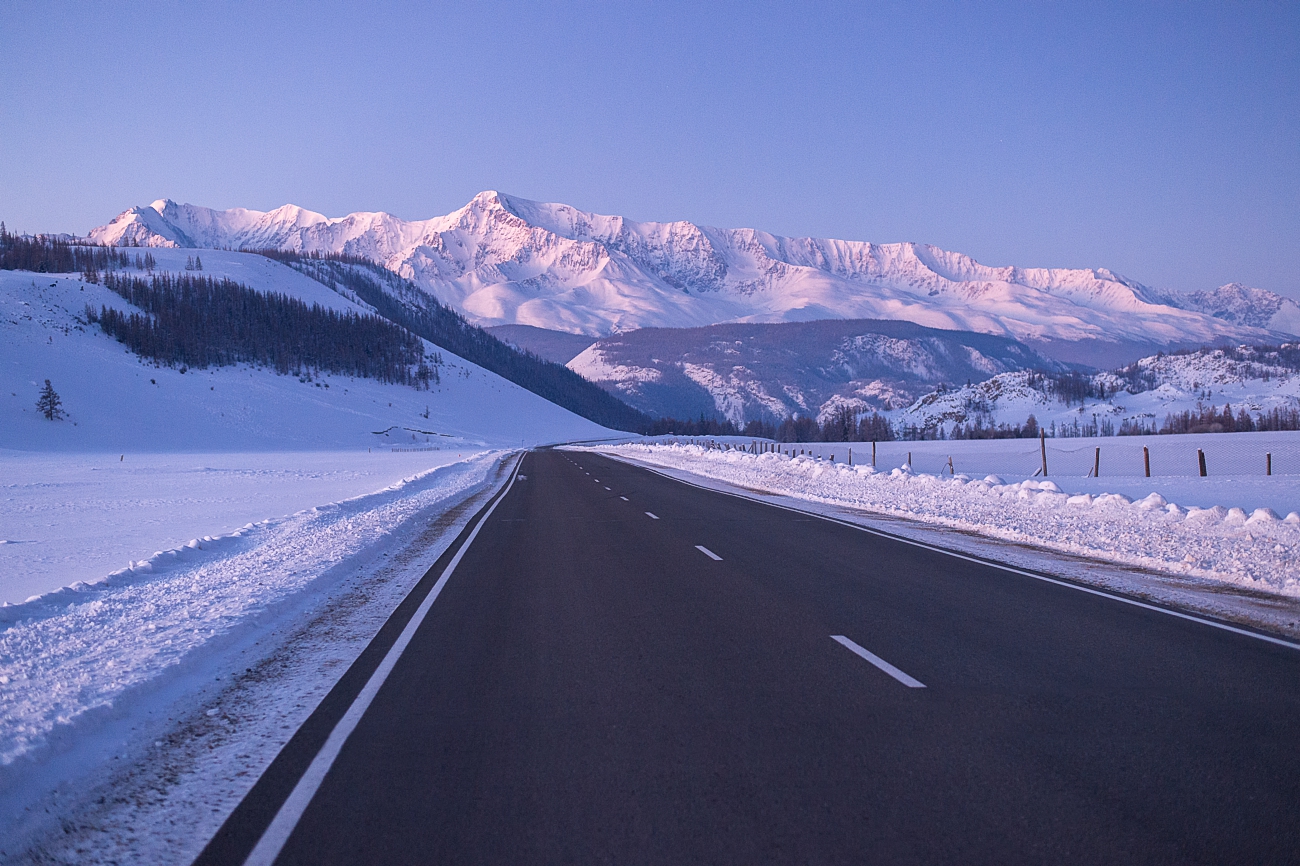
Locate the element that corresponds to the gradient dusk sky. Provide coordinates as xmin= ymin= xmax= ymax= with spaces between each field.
xmin=2 ymin=1 xmax=1297 ymax=298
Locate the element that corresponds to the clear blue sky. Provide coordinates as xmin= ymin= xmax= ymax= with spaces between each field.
xmin=2 ymin=1 xmax=1297 ymax=298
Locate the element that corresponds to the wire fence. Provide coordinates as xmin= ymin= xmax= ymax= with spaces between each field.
xmin=661 ymin=430 xmax=1300 ymax=480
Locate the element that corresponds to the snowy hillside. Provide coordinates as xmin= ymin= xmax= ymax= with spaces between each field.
xmin=1 ymin=248 xmax=611 ymax=452
xmin=88 ymin=193 xmax=1300 ymax=365
xmin=892 ymin=345 xmax=1300 ymax=436
xmin=566 ymin=319 xmax=1060 ymax=425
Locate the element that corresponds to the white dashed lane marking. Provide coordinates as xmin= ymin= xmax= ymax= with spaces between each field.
xmin=831 ymin=635 xmax=926 ymax=688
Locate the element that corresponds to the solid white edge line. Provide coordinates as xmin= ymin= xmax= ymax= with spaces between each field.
xmin=620 ymin=496 xmax=629 ymax=501
xmin=645 ymin=512 xmax=659 ymax=519
xmin=695 ymin=545 xmax=722 ymax=561
xmin=832 ymin=635 xmax=926 ymax=688
xmin=602 ymin=456 xmax=1300 ymax=653
xmin=242 ymin=453 xmax=525 ymax=866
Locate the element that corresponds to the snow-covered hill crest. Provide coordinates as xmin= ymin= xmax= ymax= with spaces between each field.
xmin=0 ymin=248 xmax=611 ymax=452
xmin=89 ymin=193 xmax=1300 ymax=361
xmin=892 ymin=344 xmax=1300 ymax=435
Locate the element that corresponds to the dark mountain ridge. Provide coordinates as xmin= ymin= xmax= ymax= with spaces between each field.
xmin=568 ymin=318 xmax=1066 ymax=424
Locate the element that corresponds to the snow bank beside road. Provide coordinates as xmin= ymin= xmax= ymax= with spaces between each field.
xmin=0 ymin=453 xmax=501 ymax=768
xmin=589 ymin=444 xmax=1300 ymax=596
xmin=0 ymin=449 xmax=489 ymax=606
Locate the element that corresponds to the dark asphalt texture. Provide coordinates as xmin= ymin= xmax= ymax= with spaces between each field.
xmin=197 ymin=449 xmax=1300 ymax=865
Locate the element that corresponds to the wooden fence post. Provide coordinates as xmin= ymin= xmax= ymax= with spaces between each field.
xmin=1198 ymin=449 xmax=1207 ymax=477
xmin=1144 ymin=446 xmax=1150 ymax=477
xmin=1093 ymin=447 xmax=1100 ymax=478
xmin=1040 ymin=429 xmax=1048 ymax=477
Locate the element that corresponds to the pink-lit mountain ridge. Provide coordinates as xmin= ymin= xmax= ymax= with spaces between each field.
xmin=90 ymin=192 xmax=1300 ymax=365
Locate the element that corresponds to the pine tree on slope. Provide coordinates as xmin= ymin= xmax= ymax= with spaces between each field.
xmin=37 ymin=379 xmax=64 ymax=420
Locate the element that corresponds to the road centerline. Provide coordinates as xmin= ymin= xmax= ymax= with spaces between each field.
xmin=832 ymin=635 xmax=926 ymax=688
xmin=645 ymin=511 xmax=659 ymax=519
xmin=695 ymin=545 xmax=722 ymax=561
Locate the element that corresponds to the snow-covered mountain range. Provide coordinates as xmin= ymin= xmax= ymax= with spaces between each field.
xmin=89 ymin=193 xmax=1300 ymax=366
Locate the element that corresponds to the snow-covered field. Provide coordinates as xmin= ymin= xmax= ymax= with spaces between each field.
xmin=586 ymin=442 xmax=1300 ymax=599
xmin=739 ymin=431 xmax=1300 ymax=516
xmin=0 ymin=450 xmax=486 ymax=606
xmin=0 ymin=453 xmax=516 ymax=863
xmin=0 ymin=453 xmax=499 ymax=767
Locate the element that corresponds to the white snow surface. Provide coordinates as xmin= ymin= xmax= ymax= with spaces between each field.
xmin=88 ymin=193 xmax=1300 ymax=349
xmin=0 ymin=454 xmax=498 ymax=767
xmin=585 ymin=443 xmax=1300 ymax=597
xmin=1 ymin=251 xmax=610 ymax=452
xmin=767 ymin=432 xmax=1300 ymax=516
xmin=0 ymin=450 xmax=484 ymax=606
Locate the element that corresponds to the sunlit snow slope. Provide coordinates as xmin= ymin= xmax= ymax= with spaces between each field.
xmin=90 ymin=193 xmax=1300 ymax=365
xmin=1 ymin=248 xmax=611 ymax=452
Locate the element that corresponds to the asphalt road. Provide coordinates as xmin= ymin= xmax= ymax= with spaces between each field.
xmin=197 ymin=449 xmax=1300 ymax=865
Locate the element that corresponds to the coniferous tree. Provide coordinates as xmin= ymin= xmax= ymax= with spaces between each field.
xmin=37 ymin=380 xmax=64 ymax=420
xmin=194 ymin=254 xmax=203 ymax=271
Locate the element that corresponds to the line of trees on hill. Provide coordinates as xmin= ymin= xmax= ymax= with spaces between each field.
xmin=645 ymin=407 xmax=898 ymax=442
xmin=256 ymin=250 xmax=653 ymax=432
xmin=88 ymin=271 xmax=437 ymax=387
xmin=1159 ymin=403 xmax=1300 ymax=434
xmin=649 ymin=398 xmax=1300 ymax=444
xmin=645 ymin=415 xmax=748 ymax=437
xmin=0 ymin=224 xmax=135 ymax=275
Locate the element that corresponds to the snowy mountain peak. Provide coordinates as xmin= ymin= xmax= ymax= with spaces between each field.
xmin=1173 ymin=282 xmax=1300 ymax=332
xmin=88 ymin=192 xmax=1300 ymax=360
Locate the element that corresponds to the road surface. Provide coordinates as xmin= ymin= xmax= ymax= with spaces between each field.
xmin=196 ymin=449 xmax=1300 ymax=864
